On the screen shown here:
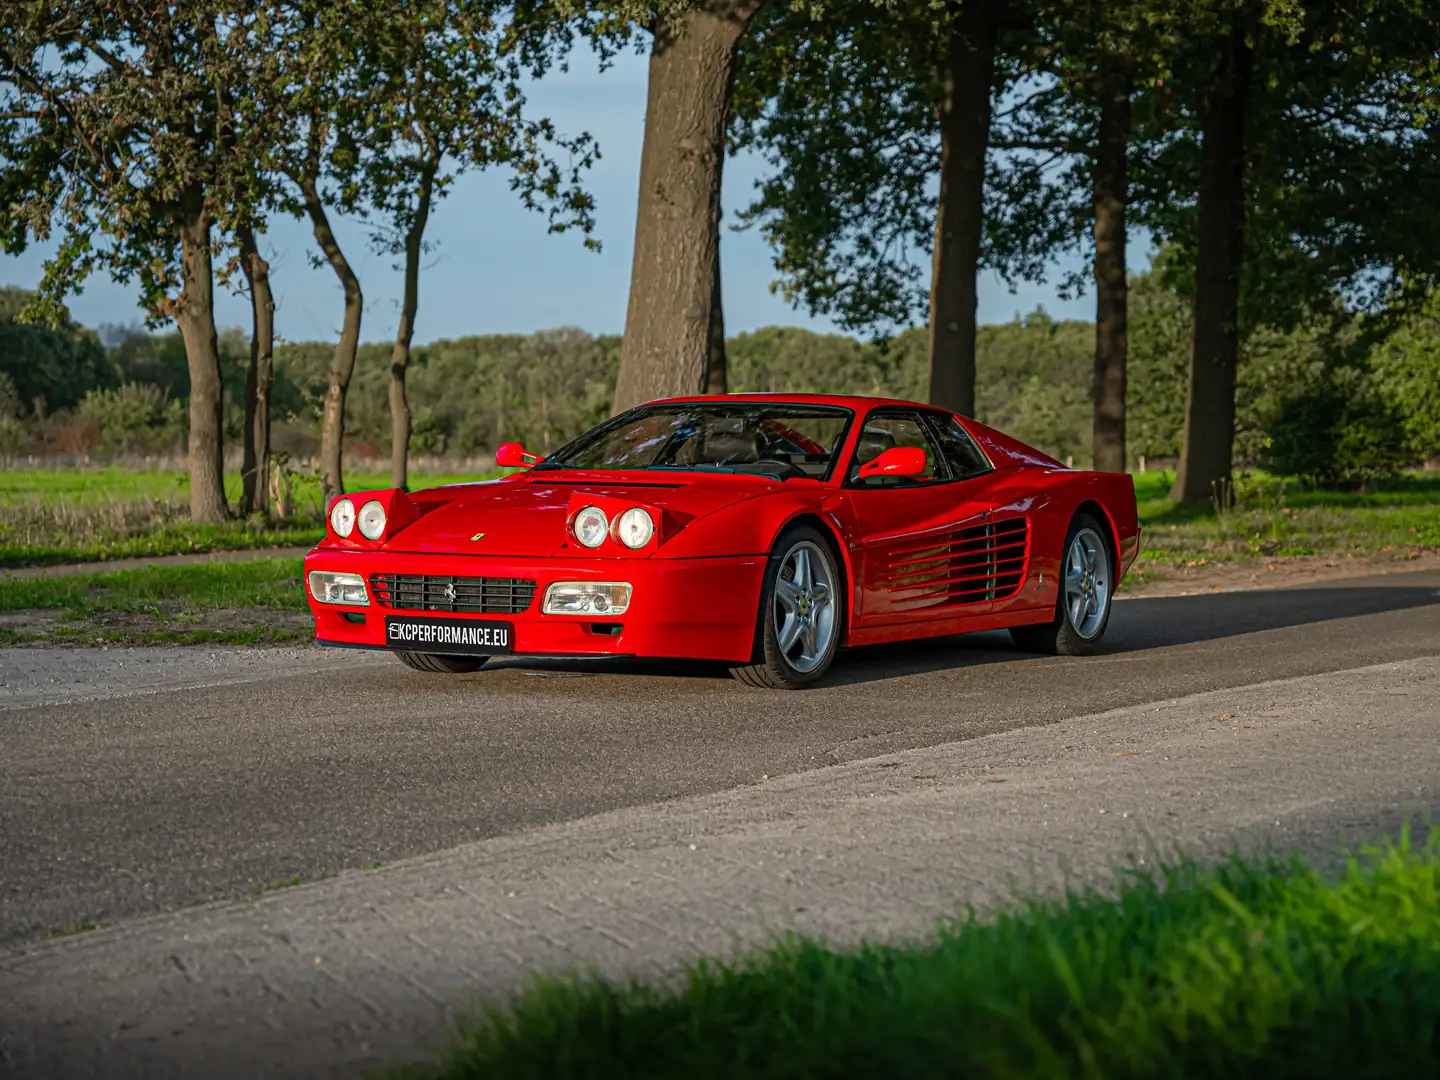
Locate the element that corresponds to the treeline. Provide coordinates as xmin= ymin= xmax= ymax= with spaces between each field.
xmin=4 ymin=2 xmax=1439 ymax=523
xmin=6 ymin=276 xmax=1435 ymax=488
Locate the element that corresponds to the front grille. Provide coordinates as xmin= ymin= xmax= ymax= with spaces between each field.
xmin=885 ymin=517 xmax=1031 ymax=609
xmin=370 ymin=574 xmax=537 ymax=615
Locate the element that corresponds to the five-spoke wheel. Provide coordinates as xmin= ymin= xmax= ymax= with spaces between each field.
xmin=1010 ymin=512 xmax=1115 ymax=656
xmin=731 ymin=525 xmax=842 ymax=688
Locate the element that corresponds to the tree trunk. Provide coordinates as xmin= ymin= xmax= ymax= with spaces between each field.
xmin=611 ymin=0 xmax=761 ymax=413
xmin=174 ymin=196 xmax=228 ymax=523
xmin=302 ymin=163 xmax=364 ymax=504
xmin=927 ymin=0 xmax=998 ymax=419
xmin=1171 ymin=30 xmax=1253 ymax=503
xmin=704 ymin=223 xmax=728 ymax=393
xmin=238 ymin=225 xmax=274 ymax=515
xmin=1091 ymin=79 xmax=1130 ymax=474
xmin=389 ymin=164 xmax=436 ymax=491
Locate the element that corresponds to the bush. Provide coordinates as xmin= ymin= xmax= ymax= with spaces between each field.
xmin=1262 ymin=364 xmax=1413 ymax=489
xmin=75 ymin=383 xmax=187 ymax=457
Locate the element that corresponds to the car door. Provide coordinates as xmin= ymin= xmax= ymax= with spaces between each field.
xmin=841 ymin=408 xmax=1007 ymax=628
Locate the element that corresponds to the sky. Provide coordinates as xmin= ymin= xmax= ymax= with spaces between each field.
xmin=0 ymin=44 xmax=1154 ymax=346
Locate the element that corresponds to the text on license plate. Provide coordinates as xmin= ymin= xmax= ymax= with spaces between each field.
xmin=384 ymin=617 xmax=513 ymax=654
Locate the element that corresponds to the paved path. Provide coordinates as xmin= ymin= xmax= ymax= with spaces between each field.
xmin=0 ymin=546 xmax=312 ymax=580
xmin=1 ymin=656 xmax=1435 ymax=1079
xmin=1 ymin=568 xmax=1438 ymax=1077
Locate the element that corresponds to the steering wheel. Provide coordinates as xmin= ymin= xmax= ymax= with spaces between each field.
xmin=750 ymin=458 xmax=808 ymax=479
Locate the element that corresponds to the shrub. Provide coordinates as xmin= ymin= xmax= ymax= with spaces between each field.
xmin=75 ymin=382 xmax=187 ymax=457
xmin=1262 ymin=364 xmax=1413 ymax=490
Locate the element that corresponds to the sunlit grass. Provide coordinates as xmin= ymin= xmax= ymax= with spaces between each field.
xmin=395 ymin=831 xmax=1440 ymax=1080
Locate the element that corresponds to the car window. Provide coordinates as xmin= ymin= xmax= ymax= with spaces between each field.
xmin=927 ymin=413 xmax=992 ymax=480
xmin=848 ymin=411 xmax=944 ymax=487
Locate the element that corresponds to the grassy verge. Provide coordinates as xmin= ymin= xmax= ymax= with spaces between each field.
xmin=1123 ymin=470 xmax=1440 ymax=589
xmin=0 ymin=466 xmax=499 ymax=568
xmin=0 ymin=558 xmax=310 ymax=645
xmin=396 ymin=833 xmax=1440 ymax=1080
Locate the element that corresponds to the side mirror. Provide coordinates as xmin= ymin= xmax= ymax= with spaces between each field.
xmin=495 ymin=441 xmax=539 ymax=469
xmin=857 ymin=446 xmax=928 ymax=481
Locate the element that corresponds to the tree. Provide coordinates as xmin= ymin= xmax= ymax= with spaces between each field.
xmin=731 ymin=0 xmax=1031 ymax=419
xmin=1145 ymin=0 xmax=1440 ymax=501
xmin=610 ymin=0 xmax=766 ymax=413
xmin=0 ymin=1 xmax=263 ymax=520
xmin=346 ymin=0 xmax=599 ymax=489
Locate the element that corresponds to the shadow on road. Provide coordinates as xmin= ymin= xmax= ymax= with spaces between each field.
xmin=469 ymin=574 xmax=1440 ymax=688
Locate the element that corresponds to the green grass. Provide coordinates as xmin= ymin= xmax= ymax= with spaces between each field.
xmin=0 ymin=466 xmax=491 ymax=507
xmin=395 ymin=832 xmax=1440 ymax=1080
xmin=0 ymin=466 xmax=498 ymax=568
xmin=0 ymin=558 xmax=310 ymax=645
xmin=1130 ymin=469 xmax=1440 ymax=573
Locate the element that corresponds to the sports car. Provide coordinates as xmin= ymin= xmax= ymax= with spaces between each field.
xmin=303 ymin=394 xmax=1140 ymax=688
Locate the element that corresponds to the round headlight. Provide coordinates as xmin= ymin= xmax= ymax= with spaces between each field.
xmin=330 ymin=497 xmax=355 ymax=538
xmin=572 ymin=505 xmax=608 ymax=548
xmin=357 ymin=499 xmax=387 ymax=540
xmin=614 ymin=507 xmax=655 ymax=549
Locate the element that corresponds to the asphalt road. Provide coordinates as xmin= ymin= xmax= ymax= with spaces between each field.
xmin=3 ymin=568 xmax=1440 ymax=946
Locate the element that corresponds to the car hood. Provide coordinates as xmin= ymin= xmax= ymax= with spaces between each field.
xmin=381 ymin=471 xmax=785 ymax=557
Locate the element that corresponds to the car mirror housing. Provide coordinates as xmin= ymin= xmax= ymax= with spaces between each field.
xmin=495 ymin=441 xmax=539 ymax=469
xmin=857 ymin=446 xmax=927 ymax=480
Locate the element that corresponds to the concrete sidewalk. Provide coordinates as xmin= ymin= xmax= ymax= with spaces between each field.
xmin=2 ymin=657 xmax=1437 ymax=1079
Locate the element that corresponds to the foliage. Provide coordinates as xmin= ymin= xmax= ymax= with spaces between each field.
xmin=0 ymin=287 xmax=117 ymax=415
xmin=74 ymin=383 xmax=188 ymax=457
xmin=399 ymin=835 xmax=1440 ymax=1080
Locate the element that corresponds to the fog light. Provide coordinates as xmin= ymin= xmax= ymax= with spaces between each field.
xmin=543 ymin=581 xmax=632 ymax=616
xmin=308 ymin=570 xmax=370 ymax=606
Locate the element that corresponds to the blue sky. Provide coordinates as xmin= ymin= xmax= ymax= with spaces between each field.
xmin=0 ymin=45 xmax=1152 ymax=345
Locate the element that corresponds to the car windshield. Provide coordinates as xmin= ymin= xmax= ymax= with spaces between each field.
xmin=538 ymin=403 xmax=854 ymax=480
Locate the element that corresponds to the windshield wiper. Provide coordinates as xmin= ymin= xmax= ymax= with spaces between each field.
xmin=645 ymin=463 xmax=739 ymax=474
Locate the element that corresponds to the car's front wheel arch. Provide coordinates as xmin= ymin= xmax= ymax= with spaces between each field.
xmin=771 ymin=512 xmax=852 ymax=646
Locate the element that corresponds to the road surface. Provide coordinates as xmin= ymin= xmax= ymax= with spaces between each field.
xmin=1 ymin=568 xmax=1438 ymax=1077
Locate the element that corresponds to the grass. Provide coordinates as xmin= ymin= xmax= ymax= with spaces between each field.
xmin=0 ymin=466 xmax=496 ymax=568
xmin=1125 ymin=470 xmax=1440 ymax=587
xmin=0 ymin=558 xmax=310 ymax=645
xmin=393 ymin=831 xmax=1440 ymax=1080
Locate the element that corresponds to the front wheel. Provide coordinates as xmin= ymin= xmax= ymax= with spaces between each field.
xmin=1010 ymin=514 xmax=1114 ymax=656
xmin=396 ymin=651 xmax=489 ymax=674
xmin=730 ymin=525 xmax=843 ymax=689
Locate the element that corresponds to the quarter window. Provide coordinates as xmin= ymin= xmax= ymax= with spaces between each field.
xmin=928 ymin=413 xmax=992 ymax=480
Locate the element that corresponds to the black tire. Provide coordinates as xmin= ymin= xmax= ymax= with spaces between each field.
xmin=1010 ymin=512 xmax=1114 ymax=657
xmin=395 ymin=651 xmax=489 ymax=674
xmin=730 ymin=524 xmax=844 ymax=689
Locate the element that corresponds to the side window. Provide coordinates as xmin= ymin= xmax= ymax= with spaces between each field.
xmin=849 ymin=411 xmax=944 ymax=487
xmin=928 ymin=413 xmax=992 ymax=480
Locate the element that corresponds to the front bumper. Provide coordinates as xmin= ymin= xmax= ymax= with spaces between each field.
xmin=303 ymin=548 xmax=767 ymax=664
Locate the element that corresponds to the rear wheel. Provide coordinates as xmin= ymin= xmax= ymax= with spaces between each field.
xmin=396 ymin=651 xmax=489 ymax=674
xmin=1010 ymin=513 xmax=1113 ymax=656
xmin=730 ymin=525 xmax=842 ymax=689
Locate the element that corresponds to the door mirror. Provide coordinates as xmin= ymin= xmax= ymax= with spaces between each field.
xmin=857 ymin=445 xmax=928 ymax=481
xmin=495 ymin=441 xmax=539 ymax=469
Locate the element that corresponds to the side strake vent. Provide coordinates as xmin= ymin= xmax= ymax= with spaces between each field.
xmin=885 ymin=517 xmax=1030 ymax=610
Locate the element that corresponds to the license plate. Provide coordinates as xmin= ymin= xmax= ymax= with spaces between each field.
xmin=383 ymin=617 xmax=514 ymax=654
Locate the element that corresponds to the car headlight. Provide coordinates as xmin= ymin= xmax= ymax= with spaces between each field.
xmin=357 ymin=499 xmax=387 ymax=540
xmin=572 ymin=505 xmax=608 ymax=548
xmin=613 ymin=507 xmax=655 ymax=549
xmin=308 ymin=570 xmax=369 ymax=606
xmin=330 ymin=498 xmax=355 ymax=538
xmin=543 ymin=581 xmax=631 ymax=615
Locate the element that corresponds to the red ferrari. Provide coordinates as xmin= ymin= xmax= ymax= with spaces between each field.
xmin=304 ymin=394 xmax=1140 ymax=688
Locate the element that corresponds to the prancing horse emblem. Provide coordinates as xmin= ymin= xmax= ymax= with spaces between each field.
xmin=471 ymin=532 xmax=485 ymax=541
xmin=443 ymin=582 xmax=458 ymax=603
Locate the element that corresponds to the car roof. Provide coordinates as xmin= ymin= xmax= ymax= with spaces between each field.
xmin=647 ymin=392 xmax=939 ymax=412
